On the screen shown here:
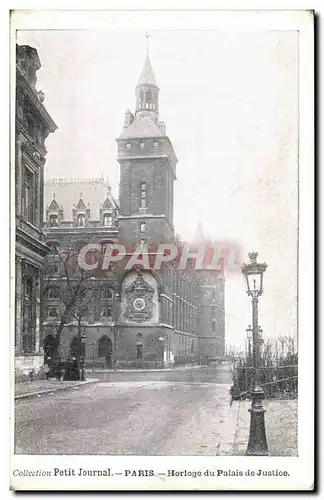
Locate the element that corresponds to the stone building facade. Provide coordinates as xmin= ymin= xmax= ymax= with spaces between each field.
xmin=42 ymin=55 xmax=225 ymax=368
xmin=15 ymin=44 xmax=57 ymax=380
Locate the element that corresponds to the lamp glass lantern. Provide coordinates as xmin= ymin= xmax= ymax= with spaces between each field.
xmin=241 ymin=252 xmax=267 ymax=297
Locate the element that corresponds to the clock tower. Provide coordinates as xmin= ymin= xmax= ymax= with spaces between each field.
xmin=116 ymin=54 xmax=177 ymax=249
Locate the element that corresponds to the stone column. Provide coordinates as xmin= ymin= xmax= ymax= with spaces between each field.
xmin=35 ymin=268 xmax=41 ymax=353
xmin=15 ymin=257 xmax=22 ymax=352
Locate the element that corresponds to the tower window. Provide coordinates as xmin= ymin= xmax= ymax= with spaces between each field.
xmin=140 ymin=222 xmax=146 ymax=233
xmin=77 ymin=214 xmax=85 ymax=227
xmin=126 ymin=143 xmax=131 ymax=149
xmin=47 ymin=306 xmax=59 ymax=318
xmin=140 ymin=182 xmax=147 ymax=209
xmin=101 ymin=306 xmax=112 ymax=318
xmin=140 ymin=143 xmax=144 ymax=149
xmin=103 ymin=213 xmax=112 ymax=226
xmin=101 ymin=287 xmax=113 ymax=300
xmin=49 ymin=215 xmax=58 ymax=227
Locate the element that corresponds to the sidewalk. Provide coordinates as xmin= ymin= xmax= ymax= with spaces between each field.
xmin=85 ymin=363 xmax=208 ymax=373
xmin=218 ymin=398 xmax=298 ymax=456
xmin=15 ymin=378 xmax=99 ymax=400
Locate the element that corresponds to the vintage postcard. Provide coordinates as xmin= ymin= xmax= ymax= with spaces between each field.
xmin=9 ymin=7 xmax=314 ymax=492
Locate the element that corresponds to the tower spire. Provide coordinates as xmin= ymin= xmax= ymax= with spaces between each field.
xmin=145 ymin=32 xmax=151 ymax=56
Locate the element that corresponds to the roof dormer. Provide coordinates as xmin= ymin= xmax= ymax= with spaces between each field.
xmin=46 ymin=193 xmax=63 ymax=228
xmin=72 ymin=193 xmax=90 ymax=227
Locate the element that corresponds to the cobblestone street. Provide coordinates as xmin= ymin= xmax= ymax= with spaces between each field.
xmin=14 ymin=366 xmax=297 ymax=456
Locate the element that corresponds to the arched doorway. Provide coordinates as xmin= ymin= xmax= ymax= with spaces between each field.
xmin=98 ymin=335 xmax=112 ymax=368
xmin=70 ymin=336 xmax=80 ymax=359
xmin=136 ymin=333 xmax=143 ymax=361
xmin=43 ymin=334 xmax=56 ymax=364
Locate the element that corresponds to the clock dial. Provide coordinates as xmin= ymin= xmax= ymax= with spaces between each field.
xmin=133 ymin=297 xmax=146 ymax=311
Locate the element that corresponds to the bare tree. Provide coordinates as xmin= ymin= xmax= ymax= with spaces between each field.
xmin=43 ymin=241 xmax=96 ymax=361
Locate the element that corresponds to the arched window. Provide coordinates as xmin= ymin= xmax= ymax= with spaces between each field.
xmin=101 ymin=306 xmax=112 ymax=318
xmin=77 ymin=214 xmax=85 ymax=227
xmin=49 ymin=215 xmax=58 ymax=227
xmin=98 ymin=335 xmax=112 ymax=367
xmin=136 ymin=333 xmax=143 ymax=360
xmin=103 ymin=213 xmax=112 ymax=227
xmin=47 ymin=287 xmax=60 ymax=299
xmin=101 ymin=287 xmax=113 ymax=299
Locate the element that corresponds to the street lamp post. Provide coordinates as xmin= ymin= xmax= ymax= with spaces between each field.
xmin=80 ymin=331 xmax=86 ymax=381
xmin=246 ymin=325 xmax=253 ymax=361
xmin=241 ymin=251 xmax=268 ymax=456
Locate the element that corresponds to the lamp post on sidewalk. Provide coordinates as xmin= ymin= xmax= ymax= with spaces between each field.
xmin=80 ymin=331 xmax=86 ymax=381
xmin=246 ymin=325 xmax=253 ymax=361
xmin=241 ymin=251 xmax=268 ymax=456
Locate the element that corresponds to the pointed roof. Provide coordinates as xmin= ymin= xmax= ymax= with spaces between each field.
xmin=48 ymin=195 xmax=60 ymax=211
xmin=102 ymin=196 xmax=112 ymax=210
xmin=75 ymin=195 xmax=87 ymax=210
xmin=137 ymin=55 xmax=157 ymax=86
xmin=192 ymin=219 xmax=206 ymax=244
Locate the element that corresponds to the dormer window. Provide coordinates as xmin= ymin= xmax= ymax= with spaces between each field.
xmin=49 ymin=215 xmax=58 ymax=227
xmin=103 ymin=213 xmax=112 ymax=227
xmin=77 ymin=214 xmax=85 ymax=227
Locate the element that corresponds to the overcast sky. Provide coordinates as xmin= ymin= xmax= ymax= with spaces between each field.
xmin=17 ymin=29 xmax=298 ymax=349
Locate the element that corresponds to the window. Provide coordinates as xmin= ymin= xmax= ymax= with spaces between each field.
xmin=103 ymin=213 xmax=112 ymax=227
xmin=140 ymin=239 xmax=145 ymax=246
xmin=101 ymin=287 xmax=113 ymax=299
xmin=23 ymin=167 xmax=35 ymax=224
xmin=77 ymin=214 xmax=85 ymax=227
xmin=48 ymin=306 xmax=59 ymax=318
xmin=212 ymin=319 xmax=216 ymax=332
xmin=140 ymin=182 xmax=147 ymax=209
xmin=23 ymin=276 xmax=33 ymax=299
xmin=49 ymin=215 xmax=58 ymax=227
xmin=126 ymin=143 xmax=131 ymax=149
xmin=140 ymin=222 xmax=146 ymax=233
xmin=47 ymin=287 xmax=60 ymax=299
xmin=22 ymin=275 xmax=35 ymax=353
xmin=140 ymin=142 xmax=144 ymax=149
xmin=101 ymin=306 xmax=112 ymax=318
xmin=153 ymin=142 xmax=158 ymax=147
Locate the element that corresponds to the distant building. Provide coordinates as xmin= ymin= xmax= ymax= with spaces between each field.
xmin=15 ymin=44 xmax=57 ymax=380
xmin=43 ymin=54 xmax=225 ymax=368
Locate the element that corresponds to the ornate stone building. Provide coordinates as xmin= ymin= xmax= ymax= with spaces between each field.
xmin=15 ymin=45 xmax=57 ymax=379
xmin=43 ymin=55 xmax=225 ymax=368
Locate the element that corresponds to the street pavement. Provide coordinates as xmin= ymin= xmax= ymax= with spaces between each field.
xmin=14 ymin=365 xmax=297 ymax=456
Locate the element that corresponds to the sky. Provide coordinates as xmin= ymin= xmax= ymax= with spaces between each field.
xmin=17 ymin=28 xmax=299 ymax=349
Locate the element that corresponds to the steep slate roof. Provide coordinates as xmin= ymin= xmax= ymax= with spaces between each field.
xmin=44 ymin=177 xmax=117 ymax=221
xmin=137 ymin=55 xmax=157 ymax=86
xmin=119 ymin=115 xmax=164 ymax=139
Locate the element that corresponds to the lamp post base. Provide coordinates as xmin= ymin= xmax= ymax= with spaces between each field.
xmin=246 ymin=407 xmax=269 ymax=456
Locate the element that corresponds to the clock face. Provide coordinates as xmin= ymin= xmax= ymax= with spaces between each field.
xmin=133 ymin=298 xmax=146 ymax=311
